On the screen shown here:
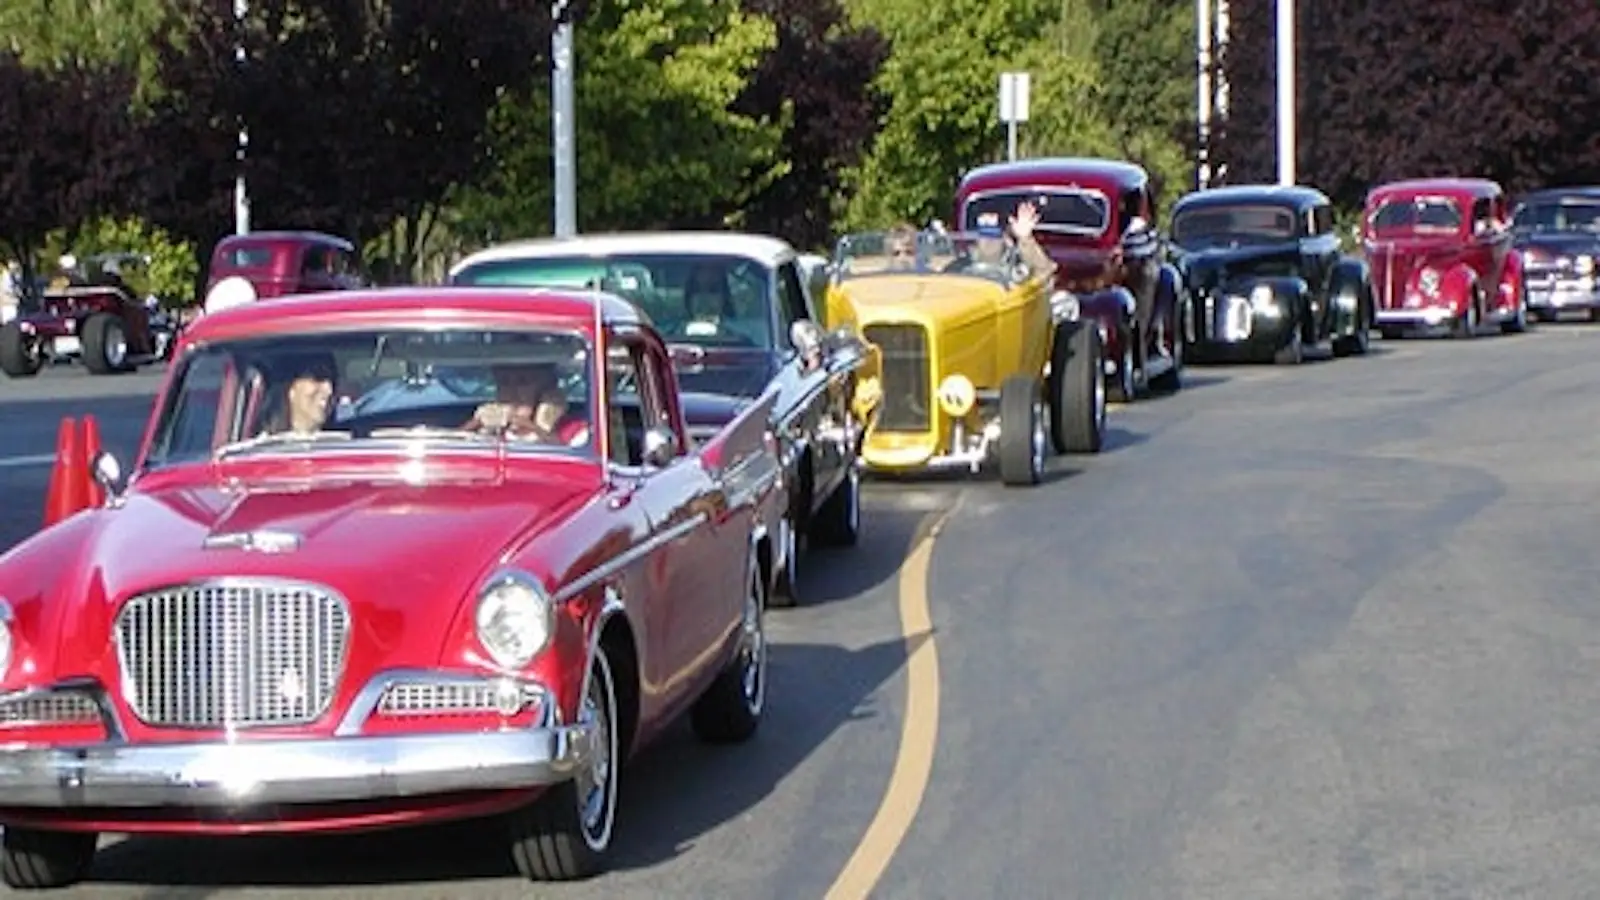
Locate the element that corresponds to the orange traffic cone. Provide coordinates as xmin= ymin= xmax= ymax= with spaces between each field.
xmin=42 ymin=418 xmax=77 ymax=528
xmin=81 ymin=415 xmax=105 ymax=508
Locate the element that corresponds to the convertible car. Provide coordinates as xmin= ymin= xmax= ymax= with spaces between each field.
xmin=824 ymin=229 xmax=1105 ymax=486
xmin=0 ymin=253 xmax=177 ymax=378
xmin=0 ymin=287 xmax=781 ymax=887
xmin=448 ymin=232 xmax=880 ymax=607
xmin=1363 ymin=178 xmax=1528 ymax=337
xmin=1170 ymin=184 xmax=1374 ymax=363
xmin=1511 ymin=186 xmax=1600 ymax=321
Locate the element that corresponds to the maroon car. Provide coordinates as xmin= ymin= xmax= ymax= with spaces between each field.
xmin=0 ymin=254 xmax=170 ymax=378
xmin=954 ymin=158 xmax=1185 ymax=402
xmin=1364 ymin=178 xmax=1529 ymax=338
xmin=201 ymin=231 xmax=364 ymax=315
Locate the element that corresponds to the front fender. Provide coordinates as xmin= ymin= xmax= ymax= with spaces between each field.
xmin=1408 ymin=264 xmax=1477 ymax=314
xmin=1328 ymin=256 xmax=1372 ymax=334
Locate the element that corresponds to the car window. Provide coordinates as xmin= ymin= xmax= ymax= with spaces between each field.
xmin=776 ymin=261 xmax=810 ymax=335
xmin=1312 ymin=204 xmax=1334 ymax=235
xmin=148 ymin=353 xmax=232 ymax=464
xmin=604 ymin=339 xmax=669 ymax=467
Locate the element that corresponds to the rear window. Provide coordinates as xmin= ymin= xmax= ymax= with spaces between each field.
xmin=222 ymin=247 xmax=275 ymax=268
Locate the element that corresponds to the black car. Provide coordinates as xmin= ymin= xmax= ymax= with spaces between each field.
xmin=1169 ymin=185 xmax=1373 ymax=363
xmin=447 ymin=233 xmax=877 ymax=607
xmin=1511 ymin=186 xmax=1600 ymax=322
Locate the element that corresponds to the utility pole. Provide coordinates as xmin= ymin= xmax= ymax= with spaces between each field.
xmin=552 ymin=0 xmax=576 ymax=238
xmin=233 ymin=0 xmax=250 ymax=235
xmin=1275 ymin=0 xmax=1295 ymax=186
xmin=1196 ymin=0 xmax=1213 ymax=190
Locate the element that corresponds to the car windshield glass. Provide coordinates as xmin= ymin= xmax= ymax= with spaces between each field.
xmin=1171 ymin=204 xmax=1298 ymax=249
xmin=961 ymin=188 xmax=1109 ymax=236
xmin=1368 ymin=196 xmax=1463 ymax=235
xmin=451 ymin=252 xmax=773 ymax=349
xmin=1512 ymin=199 xmax=1600 ymax=233
xmin=832 ymin=230 xmax=1018 ymax=284
xmin=144 ymin=326 xmax=596 ymax=468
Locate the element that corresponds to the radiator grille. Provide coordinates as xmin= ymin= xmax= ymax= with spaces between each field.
xmin=864 ymin=324 xmax=930 ymax=432
xmin=114 ymin=579 xmax=351 ymax=729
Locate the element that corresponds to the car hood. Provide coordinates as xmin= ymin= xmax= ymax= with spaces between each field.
xmin=669 ymin=346 xmax=780 ymax=399
xmin=1181 ymin=244 xmax=1305 ymax=291
xmin=3 ymin=475 xmax=596 ymax=683
xmin=836 ymin=275 xmax=1002 ymax=330
xmin=1514 ymin=231 xmax=1600 ymax=258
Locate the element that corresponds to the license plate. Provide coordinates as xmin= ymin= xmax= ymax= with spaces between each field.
xmin=53 ymin=336 xmax=81 ymax=355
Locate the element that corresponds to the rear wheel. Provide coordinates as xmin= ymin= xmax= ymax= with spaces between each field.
xmin=81 ymin=313 xmax=130 ymax=374
xmin=0 ymin=322 xmax=42 ymax=378
xmin=998 ymin=374 xmax=1045 ymax=486
xmin=1 ymin=827 xmax=98 ymax=889
xmin=810 ymin=460 xmax=860 ymax=548
xmin=1049 ymin=323 xmax=1104 ymax=454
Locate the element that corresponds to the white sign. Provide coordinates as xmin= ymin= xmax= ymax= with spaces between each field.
xmin=999 ymin=72 xmax=1031 ymax=124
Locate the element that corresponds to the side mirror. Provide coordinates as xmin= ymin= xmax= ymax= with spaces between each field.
xmin=1125 ymin=215 xmax=1151 ymax=236
xmin=790 ymin=319 xmax=826 ymax=367
xmin=640 ymin=426 xmax=679 ymax=468
xmin=91 ymin=450 xmax=124 ymax=498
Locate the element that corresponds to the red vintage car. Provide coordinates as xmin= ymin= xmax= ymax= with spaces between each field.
xmin=0 ymin=287 xmax=782 ymax=888
xmin=200 ymin=230 xmax=365 ymax=315
xmin=1363 ymin=178 xmax=1529 ymax=337
xmin=954 ymin=158 xmax=1185 ymax=402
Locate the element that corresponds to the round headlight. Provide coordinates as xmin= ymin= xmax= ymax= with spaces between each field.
xmin=1576 ymin=255 xmax=1595 ymax=275
xmin=1248 ymin=284 xmax=1276 ymax=310
xmin=474 ymin=572 xmax=553 ymax=670
xmin=1418 ymin=267 xmax=1441 ymax=296
xmin=936 ymin=374 xmax=977 ymax=418
xmin=1050 ymin=290 xmax=1080 ymax=321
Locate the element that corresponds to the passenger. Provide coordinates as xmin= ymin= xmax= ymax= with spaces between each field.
xmin=261 ymin=352 xmax=338 ymax=435
xmin=469 ymin=362 xmax=588 ymax=445
xmin=886 ymin=224 xmax=919 ymax=270
xmin=681 ymin=265 xmax=760 ymax=343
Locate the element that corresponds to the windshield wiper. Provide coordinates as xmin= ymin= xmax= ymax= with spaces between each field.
xmin=213 ymin=430 xmax=354 ymax=460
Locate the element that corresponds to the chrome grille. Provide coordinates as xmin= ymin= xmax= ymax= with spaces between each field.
xmin=864 ymin=324 xmax=930 ymax=432
xmin=114 ymin=579 xmax=351 ymax=729
xmin=0 ymin=691 xmax=99 ymax=725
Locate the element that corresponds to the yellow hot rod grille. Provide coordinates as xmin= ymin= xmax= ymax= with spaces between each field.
xmin=113 ymin=579 xmax=351 ymax=729
xmin=864 ymin=323 xmax=930 ymax=432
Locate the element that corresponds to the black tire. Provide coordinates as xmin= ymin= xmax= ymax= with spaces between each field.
xmin=1149 ymin=308 xmax=1184 ymax=392
xmin=81 ymin=313 xmax=130 ymax=375
xmin=691 ymin=551 xmax=767 ymax=743
xmin=1049 ymin=323 xmax=1104 ymax=454
xmin=508 ymin=641 xmax=622 ymax=881
xmin=1332 ymin=287 xmax=1372 ymax=356
xmin=1454 ymin=288 xmax=1481 ymax=339
xmin=1 ymin=828 xmax=97 ymax=889
xmin=0 ymin=322 xmax=42 ymax=378
xmin=997 ymin=374 xmax=1045 ymax=487
xmin=809 ymin=460 xmax=861 ymax=547
xmin=767 ymin=513 xmax=800 ymax=608
xmin=1106 ymin=325 xmax=1136 ymax=403
xmin=1500 ymin=278 xmax=1529 ymax=334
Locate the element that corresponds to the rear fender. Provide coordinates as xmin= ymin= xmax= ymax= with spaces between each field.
xmin=1076 ymin=286 xmax=1135 ymax=360
xmin=697 ymin=386 xmax=784 ymax=520
xmin=1328 ymin=257 xmax=1372 ymax=334
xmin=1496 ymin=252 xmax=1524 ymax=309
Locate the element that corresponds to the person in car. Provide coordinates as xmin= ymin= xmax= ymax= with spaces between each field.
xmin=468 ymin=362 xmax=588 ymax=445
xmin=260 ymin=353 xmax=338 ymax=435
xmin=677 ymin=264 xmax=762 ymax=344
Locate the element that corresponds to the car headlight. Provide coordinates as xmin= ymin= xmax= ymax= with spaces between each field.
xmin=1050 ymin=290 xmax=1079 ymax=321
xmin=1248 ymin=284 xmax=1276 ymax=311
xmin=937 ymin=374 xmax=976 ymax=418
xmin=474 ymin=571 xmax=554 ymax=670
xmin=1576 ymin=255 xmax=1595 ymax=275
xmin=1418 ymin=267 xmax=1441 ymax=297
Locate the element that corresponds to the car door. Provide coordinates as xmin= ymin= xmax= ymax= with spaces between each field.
xmin=1303 ymin=202 xmax=1338 ymax=333
xmin=775 ymin=258 xmax=846 ymax=509
xmin=1466 ymin=195 xmax=1499 ymax=292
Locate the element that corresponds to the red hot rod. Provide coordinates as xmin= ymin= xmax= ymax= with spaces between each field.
xmin=0 ymin=253 xmax=173 ymax=378
xmin=0 ymin=286 xmax=783 ymax=888
xmin=200 ymin=230 xmax=365 ymax=316
xmin=1363 ymin=178 xmax=1529 ymax=338
xmin=954 ymin=157 xmax=1185 ymax=402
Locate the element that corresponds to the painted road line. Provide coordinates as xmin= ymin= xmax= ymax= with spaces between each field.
xmin=824 ymin=501 xmax=955 ymax=900
xmin=0 ymin=454 xmax=54 ymax=470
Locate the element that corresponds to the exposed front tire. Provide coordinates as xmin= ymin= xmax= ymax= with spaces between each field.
xmin=1049 ymin=323 xmax=1104 ymax=454
xmin=507 ymin=642 xmax=621 ymax=881
xmin=81 ymin=313 xmax=130 ymax=375
xmin=1 ymin=827 xmax=98 ymax=889
xmin=1273 ymin=325 xmax=1304 ymax=364
xmin=998 ymin=374 xmax=1045 ymax=486
xmin=0 ymin=322 xmax=42 ymax=378
xmin=691 ymin=552 xmax=768 ymax=743
xmin=767 ymin=513 xmax=800 ymax=608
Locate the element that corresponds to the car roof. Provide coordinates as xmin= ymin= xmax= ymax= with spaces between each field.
xmin=957 ymin=157 xmax=1148 ymax=194
xmin=1516 ymin=185 xmax=1600 ymax=205
xmin=1366 ymin=178 xmax=1502 ymax=203
xmin=215 ymin=231 xmax=355 ymax=251
xmin=450 ymin=231 xmax=798 ymax=275
xmin=182 ymin=286 xmax=647 ymax=343
xmin=1173 ymin=183 xmax=1329 ymax=212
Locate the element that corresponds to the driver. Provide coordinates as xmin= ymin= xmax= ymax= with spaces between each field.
xmin=680 ymin=264 xmax=760 ymax=343
xmin=948 ymin=202 xmax=1056 ymax=279
xmin=468 ymin=362 xmax=587 ymax=445
xmin=887 ymin=223 xmax=919 ymax=270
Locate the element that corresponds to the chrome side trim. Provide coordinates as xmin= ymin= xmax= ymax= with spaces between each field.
xmin=551 ymin=512 xmax=707 ymax=605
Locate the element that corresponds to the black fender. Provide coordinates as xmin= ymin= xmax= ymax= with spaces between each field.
xmin=1328 ymin=256 xmax=1372 ymax=337
xmin=1075 ymin=285 xmax=1136 ymax=363
xmin=1154 ymin=263 xmax=1187 ymax=346
xmin=1231 ymin=275 xmax=1311 ymax=348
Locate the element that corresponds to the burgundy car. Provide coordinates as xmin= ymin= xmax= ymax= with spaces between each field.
xmin=0 ymin=254 xmax=170 ymax=378
xmin=954 ymin=157 xmax=1185 ymax=402
xmin=201 ymin=231 xmax=365 ymax=315
xmin=1364 ymin=178 xmax=1529 ymax=338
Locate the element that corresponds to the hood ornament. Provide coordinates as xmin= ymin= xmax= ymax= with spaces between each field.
xmin=202 ymin=530 xmax=302 ymax=554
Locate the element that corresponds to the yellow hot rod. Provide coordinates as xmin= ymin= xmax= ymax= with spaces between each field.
xmin=820 ymin=229 xmax=1107 ymax=486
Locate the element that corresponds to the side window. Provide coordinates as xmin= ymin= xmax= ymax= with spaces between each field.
xmin=1312 ymin=204 xmax=1334 ymax=235
xmin=604 ymin=338 xmax=672 ymax=468
xmin=300 ymin=247 xmax=329 ymax=277
xmin=1472 ymin=197 xmax=1492 ymax=230
xmin=1119 ymin=189 xmax=1143 ymax=230
xmin=149 ymin=354 xmax=235 ymax=465
xmin=776 ymin=262 xmax=811 ymax=338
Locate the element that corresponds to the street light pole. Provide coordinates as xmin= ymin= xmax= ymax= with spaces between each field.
xmin=1196 ymin=0 xmax=1213 ymax=190
xmin=552 ymin=0 xmax=576 ymax=238
xmin=1275 ymin=0 xmax=1295 ymax=186
xmin=233 ymin=0 xmax=250 ymax=235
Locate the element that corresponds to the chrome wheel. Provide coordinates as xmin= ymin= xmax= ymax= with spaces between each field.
xmin=1030 ymin=397 xmax=1046 ymax=477
xmin=1093 ymin=356 xmax=1106 ymax=433
xmin=843 ymin=465 xmax=860 ymax=536
xmin=575 ymin=650 xmax=618 ymax=851
xmin=105 ymin=323 xmax=127 ymax=367
xmin=740 ymin=562 xmax=768 ymax=715
xmin=1119 ymin=341 xmax=1135 ymax=397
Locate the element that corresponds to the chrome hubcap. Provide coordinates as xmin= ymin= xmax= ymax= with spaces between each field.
xmin=576 ymin=654 xmax=616 ymax=849
xmin=1093 ymin=359 xmax=1106 ymax=430
xmin=845 ymin=466 xmax=860 ymax=533
xmin=1031 ymin=398 xmax=1046 ymax=473
xmin=1120 ymin=343 xmax=1134 ymax=395
xmin=741 ymin=566 xmax=767 ymax=713
xmin=107 ymin=326 xmax=126 ymax=366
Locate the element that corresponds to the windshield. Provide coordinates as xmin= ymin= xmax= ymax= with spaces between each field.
xmin=832 ymin=230 xmax=1020 ymax=284
xmin=1171 ymin=204 xmax=1298 ymax=249
xmin=1367 ymin=196 xmax=1463 ymax=236
xmin=451 ymin=252 xmax=773 ymax=349
xmin=144 ymin=326 xmax=597 ymax=468
xmin=961 ymin=188 xmax=1110 ymax=236
xmin=1512 ymin=199 xmax=1600 ymax=233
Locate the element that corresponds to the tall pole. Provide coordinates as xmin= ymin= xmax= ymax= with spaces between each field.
xmin=1275 ymin=0 xmax=1295 ymax=186
xmin=233 ymin=0 xmax=250 ymax=235
xmin=1007 ymin=121 xmax=1018 ymax=162
xmin=1196 ymin=0 xmax=1213 ymax=190
xmin=552 ymin=0 xmax=576 ymax=238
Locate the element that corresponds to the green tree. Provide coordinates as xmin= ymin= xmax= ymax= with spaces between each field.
xmin=45 ymin=216 xmax=201 ymax=307
xmin=1089 ymin=0 xmax=1195 ymax=218
xmin=0 ymin=0 xmax=180 ymax=98
xmin=454 ymin=0 xmax=783 ymax=242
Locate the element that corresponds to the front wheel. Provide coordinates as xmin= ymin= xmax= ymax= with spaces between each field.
xmin=998 ymin=374 xmax=1045 ymax=486
xmin=1049 ymin=323 xmax=1105 ymax=454
xmin=2 ymin=827 xmax=98 ymax=889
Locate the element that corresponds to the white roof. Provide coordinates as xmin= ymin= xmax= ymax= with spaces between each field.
xmin=450 ymin=231 xmax=798 ymax=276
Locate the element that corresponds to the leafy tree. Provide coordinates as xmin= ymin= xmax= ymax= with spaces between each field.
xmin=45 ymin=216 xmax=202 ymax=307
xmin=731 ymin=0 xmax=891 ymax=251
xmin=1088 ymin=0 xmax=1195 ymax=216
xmin=0 ymin=0 xmax=178 ymax=95
xmin=453 ymin=0 xmax=784 ymax=241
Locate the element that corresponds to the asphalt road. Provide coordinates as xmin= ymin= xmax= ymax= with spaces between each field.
xmin=5 ymin=327 xmax=1600 ymax=897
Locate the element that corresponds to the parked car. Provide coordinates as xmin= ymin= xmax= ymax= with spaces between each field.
xmin=1510 ymin=186 xmax=1600 ymax=322
xmin=1170 ymin=184 xmax=1374 ymax=363
xmin=1362 ymin=178 xmax=1529 ymax=337
xmin=0 ymin=253 xmax=175 ymax=378
xmin=824 ymin=227 xmax=1106 ymax=486
xmin=0 ymin=286 xmax=783 ymax=888
xmin=447 ymin=232 xmax=880 ymax=607
xmin=200 ymin=230 xmax=365 ymax=315
xmin=953 ymin=157 xmax=1185 ymax=401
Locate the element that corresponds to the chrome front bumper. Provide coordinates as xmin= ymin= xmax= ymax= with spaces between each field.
xmin=0 ymin=724 xmax=596 ymax=808
xmin=1374 ymin=306 xmax=1458 ymax=328
xmin=1527 ymin=279 xmax=1600 ymax=311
